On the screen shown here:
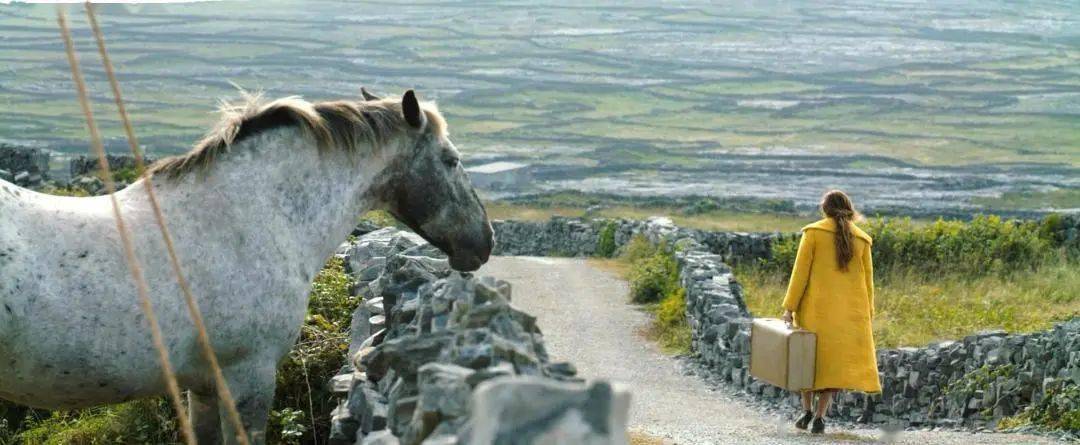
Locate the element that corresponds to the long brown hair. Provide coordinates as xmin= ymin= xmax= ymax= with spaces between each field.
xmin=820 ymin=190 xmax=860 ymax=271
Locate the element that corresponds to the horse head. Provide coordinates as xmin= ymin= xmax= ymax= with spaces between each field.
xmin=368 ymin=89 xmax=494 ymax=271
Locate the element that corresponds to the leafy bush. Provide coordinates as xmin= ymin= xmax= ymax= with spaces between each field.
xmin=111 ymin=167 xmax=144 ymax=184
xmin=621 ymin=234 xmax=658 ymax=264
xmin=626 ymin=240 xmax=679 ymax=304
xmin=649 ymin=287 xmax=691 ymax=353
xmin=269 ymin=408 xmax=308 ymax=445
xmin=38 ymin=185 xmax=91 ymax=197
xmin=271 ymin=256 xmax=357 ymax=445
xmin=595 ymin=221 xmax=618 ymax=258
xmin=767 ymin=215 xmax=1052 ymax=277
xmin=17 ymin=399 xmax=177 ymax=445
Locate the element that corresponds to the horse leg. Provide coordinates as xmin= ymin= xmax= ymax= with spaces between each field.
xmin=189 ymin=390 xmax=222 ymax=444
xmin=220 ymin=363 xmax=277 ymax=445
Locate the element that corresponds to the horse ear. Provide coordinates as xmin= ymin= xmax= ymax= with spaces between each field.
xmin=361 ymin=87 xmax=381 ymax=101
xmin=402 ymin=90 xmax=424 ymax=129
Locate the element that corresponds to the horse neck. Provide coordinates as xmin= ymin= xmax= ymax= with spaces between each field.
xmin=126 ymin=128 xmax=392 ymax=276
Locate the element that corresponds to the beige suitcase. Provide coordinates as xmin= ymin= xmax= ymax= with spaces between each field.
xmin=749 ymin=318 xmax=816 ymax=391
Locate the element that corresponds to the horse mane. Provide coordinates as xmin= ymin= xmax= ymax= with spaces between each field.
xmin=150 ymin=92 xmax=446 ymax=179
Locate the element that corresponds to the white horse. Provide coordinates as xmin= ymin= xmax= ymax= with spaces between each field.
xmin=0 ymin=89 xmax=493 ymax=443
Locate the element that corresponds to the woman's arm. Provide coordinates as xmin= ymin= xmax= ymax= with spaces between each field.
xmin=782 ymin=230 xmax=814 ymax=314
xmin=863 ymin=244 xmax=875 ymax=319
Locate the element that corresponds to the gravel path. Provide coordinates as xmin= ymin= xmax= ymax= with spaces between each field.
xmin=479 ymin=256 xmax=1064 ymax=445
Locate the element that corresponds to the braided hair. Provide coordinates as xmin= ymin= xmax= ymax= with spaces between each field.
xmin=820 ymin=190 xmax=860 ymax=271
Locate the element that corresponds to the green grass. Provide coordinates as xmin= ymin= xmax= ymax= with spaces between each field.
xmin=740 ymin=260 xmax=1080 ymax=348
xmin=972 ymin=189 xmax=1080 ymax=211
xmin=15 ymin=399 xmax=178 ymax=445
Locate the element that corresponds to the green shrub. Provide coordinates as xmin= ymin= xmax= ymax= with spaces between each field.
xmin=269 ymin=408 xmax=308 ymax=445
xmin=627 ymin=243 xmax=678 ymax=304
xmin=39 ymin=185 xmax=91 ymax=197
xmin=111 ymin=167 xmax=144 ymax=184
xmin=271 ymin=256 xmax=357 ymax=445
xmin=868 ymin=215 xmax=1049 ymax=276
xmin=621 ymin=234 xmax=658 ymax=264
xmin=762 ymin=233 xmax=799 ymax=274
xmin=650 ymin=288 xmax=691 ymax=353
xmin=595 ymin=221 xmax=617 ymax=258
xmin=17 ymin=399 xmax=177 ymax=445
xmin=766 ymin=215 xmax=1052 ymax=277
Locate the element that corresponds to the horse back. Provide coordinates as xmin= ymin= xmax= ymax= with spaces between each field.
xmin=0 ymin=180 xmax=29 ymax=338
xmin=0 ymin=183 xmax=117 ymax=345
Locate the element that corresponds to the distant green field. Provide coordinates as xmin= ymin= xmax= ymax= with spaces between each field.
xmin=0 ymin=1 xmax=1076 ymax=170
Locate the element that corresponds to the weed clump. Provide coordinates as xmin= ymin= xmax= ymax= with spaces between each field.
xmin=624 ymin=236 xmax=679 ymax=304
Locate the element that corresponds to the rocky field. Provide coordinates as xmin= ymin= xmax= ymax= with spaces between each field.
xmin=0 ymin=0 xmax=1077 ymax=213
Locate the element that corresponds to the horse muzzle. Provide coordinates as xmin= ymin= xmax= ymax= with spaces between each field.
xmin=447 ymin=222 xmax=494 ymax=272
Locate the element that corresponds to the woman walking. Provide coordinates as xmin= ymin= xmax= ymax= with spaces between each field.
xmin=781 ymin=190 xmax=881 ymax=434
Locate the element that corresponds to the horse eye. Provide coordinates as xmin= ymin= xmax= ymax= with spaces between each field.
xmin=443 ymin=157 xmax=460 ymax=168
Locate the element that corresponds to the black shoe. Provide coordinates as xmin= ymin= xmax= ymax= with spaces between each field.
xmin=795 ymin=411 xmax=813 ymax=430
xmin=811 ymin=417 xmax=825 ymax=434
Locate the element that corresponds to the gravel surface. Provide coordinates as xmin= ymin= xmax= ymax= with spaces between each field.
xmin=479 ymin=256 xmax=1066 ymax=445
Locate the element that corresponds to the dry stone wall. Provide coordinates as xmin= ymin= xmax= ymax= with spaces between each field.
xmin=327 ymin=227 xmax=630 ymax=445
xmin=0 ymin=143 xmax=49 ymax=187
xmin=492 ymin=217 xmax=784 ymax=265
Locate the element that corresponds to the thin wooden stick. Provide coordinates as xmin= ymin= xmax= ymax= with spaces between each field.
xmin=55 ymin=7 xmax=196 ymax=445
xmin=84 ymin=4 xmax=251 ymax=443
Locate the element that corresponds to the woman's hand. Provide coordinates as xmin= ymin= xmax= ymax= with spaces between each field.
xmin=782 ymin=310 xmax=794 ymax=327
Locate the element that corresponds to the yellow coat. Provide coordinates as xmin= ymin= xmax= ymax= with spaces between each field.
xmin=782 ymin=218 xmax=881 ymax=393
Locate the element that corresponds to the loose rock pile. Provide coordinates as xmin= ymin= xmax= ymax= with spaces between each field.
xmin=0 ymin=143 xmax=49 ymax=188
xmin=0 ymin=145 xmax=159 ymax=194
xmin=68 ymin=153 xmax=154 ymax=179
xmin=327 ymin=228 xmax=630 ymax=445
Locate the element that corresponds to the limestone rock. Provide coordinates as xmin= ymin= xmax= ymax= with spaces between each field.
xmin=463 ymin=377 xmax=630 ymax=445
